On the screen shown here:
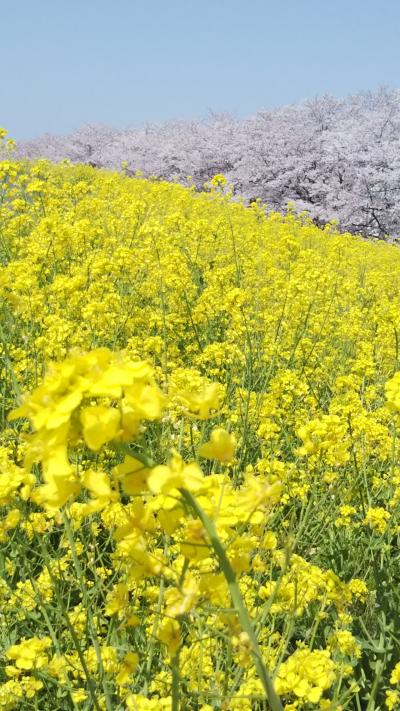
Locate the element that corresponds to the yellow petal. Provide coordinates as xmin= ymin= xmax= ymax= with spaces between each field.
xmin=199 ymin=428 xmax=237 ymax=462
xmin=82 ymin=469 xmax=112 ymax=498
xmin=80 ymin=406 xmax=120 ymax=451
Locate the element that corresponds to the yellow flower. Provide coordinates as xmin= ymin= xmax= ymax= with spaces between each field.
xmin=363 ymin=506 xmax=391 ymax=534
xmin=328 ymin=630 xmax=361 ymax=658
xmin=81 ymin=468 xmax=118 ymax=504
xmin=296 ymin=414 xmax=349 ymax=466
xmin=80 ymin=405 xmax=120 ymax=450
xmin=105 ymin=582 xmax=129 ymax=617
xmin=275 ymin=647 xmax=336 ymax=703
xmin=199 ymin=427 xmax=237 ymax=462
xmin=71 ymin=688 xmax=88 ymax=703
xmin=385 ymin=373 xmax=400 ymax=412
xmin=390 ymin=661 xmax=400 ymax=684
xmin=209 ymin=174 xmax=227 ymax=188
xmin=164 ymin=575 xmax=200 ymax=617
xmin=386 ymin=690 xmax=399 ymax=710
xmin=6 ymin=637 xmax=52 ymax=671
xmin=22 ymin=677 xmax=44 ymax=698
xmin=10 ymin=370 xmax=83 ymax=430
xmin=157 ymin=618 xmax=181 ymax=656
xmin=179 ymin=519 xmax=209 ymax=562
xmin=170 ymin=372 xmax=225 ymax=419
xmin=33 ymin=442 xmax=81 ymax=509
xmin=347 ymin=578 xmax=368 ymax=601
xmin=112 ymin=455 xmax=151 ymax=494
xmin=147 ymin=451 xmax=204 ymax=494
xmin=232 ymin=631 xmax=253 ymax=667
xmin=115 ymin=652 xmax=139 ymax=685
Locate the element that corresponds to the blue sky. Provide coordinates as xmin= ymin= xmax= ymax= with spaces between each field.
xmin=2 ymin=0 xmax=400 ymax=139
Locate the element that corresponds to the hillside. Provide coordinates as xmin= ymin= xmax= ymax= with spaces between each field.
xmin=2 ymin=156 xmax=400 ymax=707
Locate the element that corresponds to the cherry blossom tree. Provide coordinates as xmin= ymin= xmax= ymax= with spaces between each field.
xmin=16 ymin=88 xmax=400 ymax=239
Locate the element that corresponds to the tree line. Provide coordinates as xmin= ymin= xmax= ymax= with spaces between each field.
xmin=17 ymin=87 xmax=400 ymax=240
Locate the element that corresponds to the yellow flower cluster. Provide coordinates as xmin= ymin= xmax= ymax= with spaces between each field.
xmin=274 ymin=647 xmax=336 ymax=703
xmin=10 ymin=348 xmax=164 ymax=509
xmin=1 ymin=155 xmax=400 ymax=707
xmin=296 ymin=415 xmax=350 ymax=466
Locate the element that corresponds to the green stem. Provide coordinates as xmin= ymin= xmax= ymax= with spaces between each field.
xmin=366 ymin=657 xmax=384 ymax=711
xmin=171 ymin=651 xmax=181 ymax=711
xmin=63 ymin=513 xmax=113 ymax=711
xmin=39 ymin=541 xmax=103 ymax=711
xmin=180 ymin=489 xmax=283 ymax=711
xmin=144 ymin=576 xmax=165 ymax=694
xmin=28 ymin=566 xmax=80 ymax=711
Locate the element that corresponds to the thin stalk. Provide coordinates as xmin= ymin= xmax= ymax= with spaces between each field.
xmin=171 ymin=651 xmax=181 ymax=711
xmin=144 ymin=576 xmax=165 ymax=694
xmin=180 ymin=489 xmax=283 ymax=711
xmin=366 ymin=657 xmax=384 ymax=711
xmin=38 ymin=541 xmax=103 ymax=711
xmin=62 ymin=513 xmax=113 ymax=711
xmin=28 ymin=568 xmax=80 ymax=711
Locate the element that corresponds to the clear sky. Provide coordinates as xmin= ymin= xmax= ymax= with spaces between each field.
xmin=2 ymin=0 xmax=400 ymax=140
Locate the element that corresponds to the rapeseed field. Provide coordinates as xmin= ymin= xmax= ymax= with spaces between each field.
xmin=2 ymin=130 xmax=400 ymax=709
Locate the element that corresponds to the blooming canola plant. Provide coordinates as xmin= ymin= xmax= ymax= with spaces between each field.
xmin=1 ymin=132 xmax=400 ymax=708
